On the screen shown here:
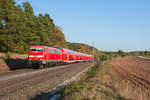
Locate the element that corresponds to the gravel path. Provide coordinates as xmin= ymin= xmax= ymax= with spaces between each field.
xmin=0 ymin=62 xmax=93 ymax=100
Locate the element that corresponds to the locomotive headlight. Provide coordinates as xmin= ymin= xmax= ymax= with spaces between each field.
xmin=37 ymin=55 xmax=43 ymax=57
xmin=29 ymin=55 xmax=34 ymax=57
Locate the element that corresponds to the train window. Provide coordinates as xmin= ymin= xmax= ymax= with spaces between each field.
xmin=54 ymin=50 xmax=58 ymax=54
xmin=58 ymin=50 xmax=61 ymax=54
xmin=30 ymin=47 xmax=43 ymax=52
xmin=49 ymin=49 xmax=61 ymax=54
xmin=49 ymin=49 xmax=51 ymax=53
xmin=57 ymin=50 xmax=60 ymax=54
xmin=56 ymin=50 xmax=61 ymax=54
xmin=37 ymin=47 xmax=43 ymax=52
xmin=49 ymin=49 xmax=55 ymax=53
xmin=49 ymin=49 xmax=52 ymax=53
xmin=52 ymin=49 xmax=55 ymax=53
xmin=30 ymin=47 xmax=36 ymax=52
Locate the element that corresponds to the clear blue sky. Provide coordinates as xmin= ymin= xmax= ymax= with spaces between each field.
xmin=16 ymin=0 xmax=150 ymax=51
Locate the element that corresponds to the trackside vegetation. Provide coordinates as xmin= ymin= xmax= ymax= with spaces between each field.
xmin=57 ymin=61 xmax=150 ymax=100
xmin=56 ymin=63 xmax=101 ymax=100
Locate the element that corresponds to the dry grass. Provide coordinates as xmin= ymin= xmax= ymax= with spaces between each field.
xmin=0 ymin=52 xmax=27 ymax=59
xmin=59 ymin=61 xmax=150 ymax=100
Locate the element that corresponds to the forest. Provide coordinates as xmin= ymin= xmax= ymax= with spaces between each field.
xmin=0 ymin=0 xmax=68 ymax=54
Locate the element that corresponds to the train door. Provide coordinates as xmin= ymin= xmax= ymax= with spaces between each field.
xmin=48 ymin=49 xmax=54 ymax=60
xmin=52 ymin=49 xmax=57 ymax=61
xmin=54 ymin=49 xmax=61 ymax=61
xmin=57 ymin=50 xmax=61 ymax=61
xmin=44 ymin=48 xmax=49 ymax=61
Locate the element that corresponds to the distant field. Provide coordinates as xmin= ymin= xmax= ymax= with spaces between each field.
xmin=111 ymin=56 xmax=150 ymax=99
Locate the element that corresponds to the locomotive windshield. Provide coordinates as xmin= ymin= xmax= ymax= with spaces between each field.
xmin=30 ymin=47 xmax=43 ymax=52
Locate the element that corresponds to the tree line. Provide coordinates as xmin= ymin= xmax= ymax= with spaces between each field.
xmin=0 ymin=0 xmax=67 ymax=53
xmin=99 ymin=50 xmax=150 ymax=60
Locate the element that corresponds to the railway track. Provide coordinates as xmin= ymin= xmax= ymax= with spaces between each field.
xmin=0 ymin=66 xmax=72 ymax=97
xmin=111 ymin=57 xmax=150 ymax=95
xmin=0 ymin=62 xmax=93 ymax=99
xmin=0 ymin=68 xmax=35 ymax=78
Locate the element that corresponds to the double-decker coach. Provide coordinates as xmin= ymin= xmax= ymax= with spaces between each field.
xmin=57 ymin=47 xmax=76 ymax=63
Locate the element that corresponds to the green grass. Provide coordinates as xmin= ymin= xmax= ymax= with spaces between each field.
xmin=5 ymin=51 xmax=11 ymax=59
xmin=57 ymin=63 xmax=100 ymax=100
xmin=104 ymin=60 xmax=109 ymax=65
xmin=86 ymin=63 xmax=100 ymax=75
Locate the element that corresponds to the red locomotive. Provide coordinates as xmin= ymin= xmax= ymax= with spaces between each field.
xmin=28 ymin=45 xmax=93 ymax=68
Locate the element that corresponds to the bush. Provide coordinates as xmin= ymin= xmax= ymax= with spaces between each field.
xmin=117 ymin=50 xmax=126 ymax=57
xmin=5 ymin=51 xmax=11 ymax=59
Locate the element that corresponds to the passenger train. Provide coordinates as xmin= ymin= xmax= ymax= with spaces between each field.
xmin=28 ymin=45 xmax=93 ymax=68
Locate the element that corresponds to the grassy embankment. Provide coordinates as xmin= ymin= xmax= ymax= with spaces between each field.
xmin=0 ymin=52 xmax=27 ymax=71
xmin=58 ymin=60 xmax=150 ymax=100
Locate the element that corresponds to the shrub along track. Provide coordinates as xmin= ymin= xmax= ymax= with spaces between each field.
xmin=0 ymin=62 xmax=93 ymax=100
xmin=111 ymin=57 xmax=150 ymax=95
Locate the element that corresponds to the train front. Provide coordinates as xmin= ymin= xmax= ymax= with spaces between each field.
xmin=28 ymin=45 xmax=45 ymax=68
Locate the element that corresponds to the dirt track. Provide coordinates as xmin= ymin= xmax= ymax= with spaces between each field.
xmin=0 ymin=62 xmax=93 ymax=100
xmin=111 ymin=56 xmax=150 ymax=95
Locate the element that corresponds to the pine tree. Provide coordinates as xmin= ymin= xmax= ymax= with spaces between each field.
xmin=0 ymin=0 xmax=17 ymax=52
xmin=23 ymin=2 xmax=40 ymax=46
xmin=35 ymin=14 xmax=50 ymax=45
